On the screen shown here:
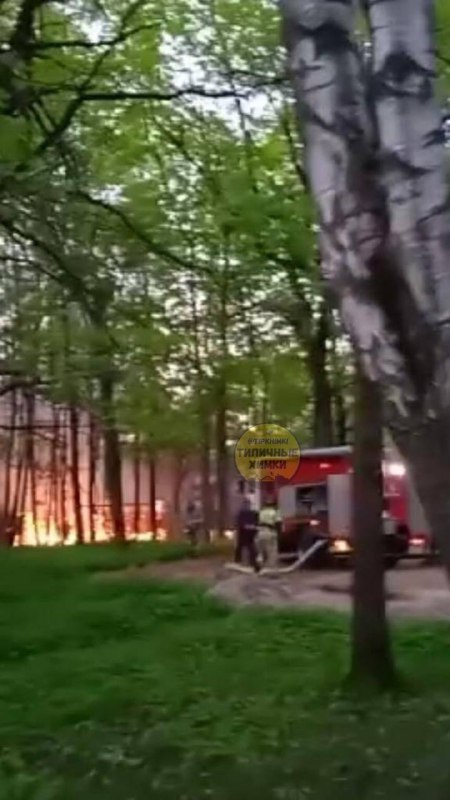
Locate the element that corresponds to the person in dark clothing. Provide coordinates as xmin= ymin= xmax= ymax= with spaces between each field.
xmin=185 ymin=501 xmax=202 ymax=546
xmin=235 ymin=498 xmax=259 ymax=570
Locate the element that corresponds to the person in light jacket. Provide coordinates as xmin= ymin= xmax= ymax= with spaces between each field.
xmin=257 ymin=497 xmax=280 ymax=569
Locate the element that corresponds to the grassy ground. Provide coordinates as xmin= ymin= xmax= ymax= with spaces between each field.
xmin=1 ymin=545 xmax=450 ymax=799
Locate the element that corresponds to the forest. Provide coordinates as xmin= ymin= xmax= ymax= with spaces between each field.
xmin=0 ymin=0 xmax=362 ymax=545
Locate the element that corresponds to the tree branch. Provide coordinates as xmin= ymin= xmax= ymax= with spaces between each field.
xmin=0 ymin=377 xmax=45 ymax=397
xmin=9 ymin=0 xmax=51 ymax=53
xmin=79 ymin=84 xmax=268 ymax=103
xmin=73 ymin=190 xmax=211 ymax=275
xmin=25 ymin=23 xmax=159 ymax=52
xmin=0 ymin=211 xmax=93 ymax=311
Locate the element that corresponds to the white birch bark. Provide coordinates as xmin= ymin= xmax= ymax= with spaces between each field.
xmin=280 ymin=0 xmax=450 ymax=570
xmin=361 ymin=0 xmax=450 ymax=568
xmin=364 ymin=0 xmax=450 ymax=333
xmin=280 ymin=0 xmax=412 ymax=410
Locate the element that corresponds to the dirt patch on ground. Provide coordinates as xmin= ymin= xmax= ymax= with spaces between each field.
xmin=99 ymin=559 xmax=450 ymax=619
xmin=98 ymin=556 xmax=225 ymax=585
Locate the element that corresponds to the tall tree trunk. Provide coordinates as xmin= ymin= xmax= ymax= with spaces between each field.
xmin=281 ymin=0 xmax=404 ymax=387
xmin=133 ymin=437 xmax=141 ymax=534
xmin=334 ymin=385 xmax=348 ymax=445
xmin=364 ymin=0 xmax=450 ymax=324
xmin=47 ymin=406 xmax=59 ymax=541
xmin=3 ymin=389 xmax=17 ymax=520
xmin=17 ymin=456 xmax=29 ymax=546
xmin=148 ymin=454 xmax=157 ymax=537
xmin=280 ymin=0 xmax=450 ymax=572
xmin=188 ymin=276 xmax=212 ymax=539
xmin=215 ymin=394 xmax=228 ymax=536
xmin=99 ymin=372 xmax=125 ymax=542
xmin=58 ymin=411 xmax=69 ymax=542
xmin=172 ymin=453 xmax=186 ymax=537
xmin=3 ymin=410 xmax=22 ymax=548
xmin=7 ymin=460 xmax=24 ymax=547
xmin=25 ymin=393 xmax=38 ymax=543
xmin=309 ymin=308 xmax=334 ymax=446
xmin=349 ymin=368 xmax=395 ymax=689
xmin=88 ymin=413 xmax=97 ymax=542
xmin=69 ymin=404 xmax=84 ymax=545
xmin=200 ymin=417 xmax=212 ymax=540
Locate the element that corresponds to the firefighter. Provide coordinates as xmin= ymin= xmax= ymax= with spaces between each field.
xmin=234 ymin=497 xmax=259 ymax=570
xmin=184 ymin=500 xmax=202 ymax=545
xmin=257 ymin=495 xmax=280 ymax=569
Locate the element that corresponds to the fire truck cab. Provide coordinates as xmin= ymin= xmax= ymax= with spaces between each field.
xmin=260 ymin=446 xmax=432 ymax=566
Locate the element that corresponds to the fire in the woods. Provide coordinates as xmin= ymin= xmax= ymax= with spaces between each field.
xmin=0 ymin=388 xmax=166 ymax=546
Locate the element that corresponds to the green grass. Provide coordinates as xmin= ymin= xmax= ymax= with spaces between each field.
xmin=1 ymin=545 xmax=450 ymax=799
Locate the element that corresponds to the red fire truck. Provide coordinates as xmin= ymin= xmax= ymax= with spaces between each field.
xmin=257 ymin=446 xmax=432 ymax=566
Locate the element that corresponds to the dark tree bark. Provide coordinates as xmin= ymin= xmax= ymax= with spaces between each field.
xmin=88 ymin=413 xmax=97 ymax=542
xmin=280 ymin=0 xmax=450 ymax=574
xmin=1 ymin=393 xmax=19 ymax=547
xmin=148 ymin=454 xmax=157 ymax=537
xmin=275 ymin=284 xmax=335 ymax=445
xmin=69 ymin=403 xmax=84 ymax=545
xmin=172 ymin=453 xmax=187 ymax=536
xmin=58 ymin=411 xmax=69 ymax=542
xmin=7 ymin=467 xmax=24 ymax=546
xmin=188 ymin=276 xmax=212 ymax=539
xmin=3 ymin=390 xmax=17 ymax=533
xmin=334 ymin=391 xmax=347 ymax=445
xmin=99 ymin=372 xmax=125 ymax=542
xmin=200 ymin=418 xmax=212 ymax=541
xmin=24 ymin=393 xmax=38 ymax=543
xmin=215 ymin=396 xmax=228 ymax=536
xmin=133 ymin=437 xmax=141 ymax=534
xmin=17 ymin=454 xmax=29 ymax=546
xmin=349 ymin=368 xmax=396 ymax=689
xmin=47 ymin=405 xmax=59 ymax=541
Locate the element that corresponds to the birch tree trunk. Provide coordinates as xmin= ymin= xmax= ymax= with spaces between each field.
xmin=362 ymin=0 xmax=450 ymax=567
xmin=280 ymin=0 xmax=450 ymax=572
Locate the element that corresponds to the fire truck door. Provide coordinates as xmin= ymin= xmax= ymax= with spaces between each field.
xmin=278 ymin=485 xmax=296 ymax=521
xmin=327 ymin=474 xmax=352 ymax=538
xmin=407 ymin=476 xmax=430 ymax=537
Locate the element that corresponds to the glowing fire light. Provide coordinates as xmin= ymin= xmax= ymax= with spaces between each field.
xmin=16 ymin=512 xmax=167 ymax=547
